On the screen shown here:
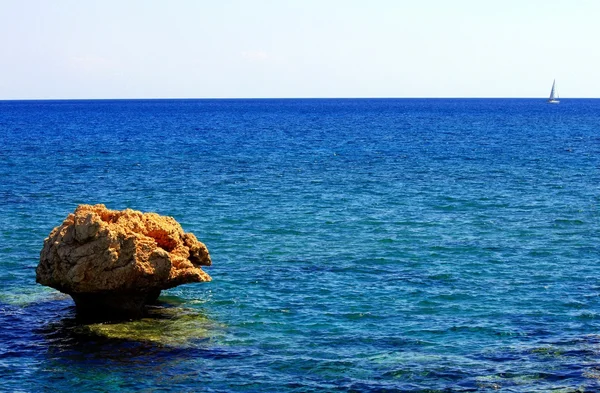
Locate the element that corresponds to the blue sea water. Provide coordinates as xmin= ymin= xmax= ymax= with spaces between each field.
xmin=1 ymin=98 xmax=600 ymax=392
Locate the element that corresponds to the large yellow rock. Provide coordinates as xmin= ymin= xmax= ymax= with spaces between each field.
xmin=36 ymin=204 xmax=211 ymax=318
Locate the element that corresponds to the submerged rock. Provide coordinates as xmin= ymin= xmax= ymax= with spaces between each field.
xmin=81 ymin=306 xmax=217 ymax=346
xmin=36 ymin=204 xmax=211 ymax=318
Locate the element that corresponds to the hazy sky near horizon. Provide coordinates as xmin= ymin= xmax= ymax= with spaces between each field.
xmin=1 ymin=0 xmax=598 ymax=99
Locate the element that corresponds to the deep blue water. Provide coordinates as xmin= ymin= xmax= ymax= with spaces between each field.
xmin=1 ymin=98 xmax=600 ymax=392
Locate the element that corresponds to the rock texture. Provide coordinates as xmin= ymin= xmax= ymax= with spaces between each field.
xmin=36 ymin=204 xmax=211 ymax=318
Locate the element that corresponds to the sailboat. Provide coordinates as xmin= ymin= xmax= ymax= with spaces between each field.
xmin=548 ymin=79 xmax=560 ymax=104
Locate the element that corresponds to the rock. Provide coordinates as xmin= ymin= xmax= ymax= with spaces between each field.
xmin=36 ymin=204 xmax=211 ymax=318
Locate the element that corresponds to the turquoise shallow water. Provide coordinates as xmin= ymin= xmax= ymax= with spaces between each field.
xmin=1 ymin=98 xmax=600 ymax=392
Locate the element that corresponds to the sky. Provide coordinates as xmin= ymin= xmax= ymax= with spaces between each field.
xmin=0 ymin=0 xmax=598 ymax=99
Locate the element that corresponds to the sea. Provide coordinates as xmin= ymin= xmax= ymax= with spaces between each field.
xmin=1 ymin=98 xmax=600 ymax=392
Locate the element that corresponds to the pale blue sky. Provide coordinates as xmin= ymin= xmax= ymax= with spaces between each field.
xmin=1 ymin=0 xmax=598 ymax=99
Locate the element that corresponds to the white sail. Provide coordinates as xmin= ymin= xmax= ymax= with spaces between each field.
xmin=548 ymin=79 xmax=560 ymax=104
xmin=549 ymin=80 xmax=557 ymax=99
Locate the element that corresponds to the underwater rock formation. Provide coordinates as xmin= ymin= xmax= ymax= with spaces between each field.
xmin=36 ymin=204 xmax=211 ymax=318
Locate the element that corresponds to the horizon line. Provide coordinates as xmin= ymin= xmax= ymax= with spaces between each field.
xmin=0 ymin=96 xmax=597 ymax=102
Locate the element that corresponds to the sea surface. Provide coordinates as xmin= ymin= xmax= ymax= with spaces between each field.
xmin=1 ymin=98 xmax=600 ymax=392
